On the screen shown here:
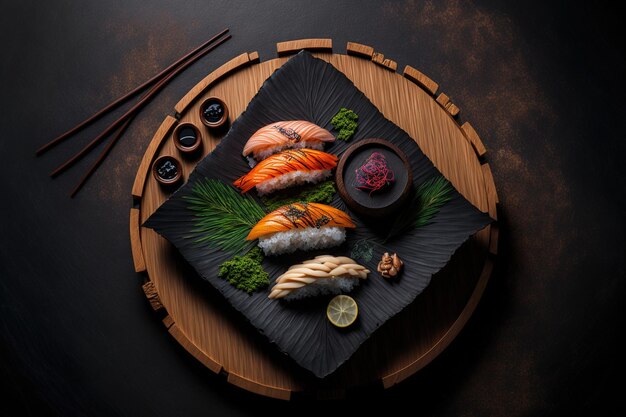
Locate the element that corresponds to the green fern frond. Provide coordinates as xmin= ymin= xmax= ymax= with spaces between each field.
xmin=183 ymin=179 xmax=266 ymax=254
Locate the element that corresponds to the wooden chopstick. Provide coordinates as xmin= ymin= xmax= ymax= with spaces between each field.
xmin=69 ymin=116 xmax=135 ymax=197
xmin=68 ymin=70 xmax=164 ymax=197
xmin=50 ymin=32 xmax=231 ymax=179
xmin=36 ymin=28 xmax=229 ymax=156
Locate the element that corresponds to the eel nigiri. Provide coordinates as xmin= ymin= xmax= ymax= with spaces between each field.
xmin=269 ymin=255 xmax=369 ymax=300
xmin=243 ymin=120 xmax=335 ymax=161
xmin=233 ymin=149 xmax=337 ymax=195
xmin=246 ymin=203 xmax=356 ymax=256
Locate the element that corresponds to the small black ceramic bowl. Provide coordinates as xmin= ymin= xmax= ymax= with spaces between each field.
xmin=199 ymin=96 xmax=228 ymax=128
xmin=152 ymin=155 xmax=183 ymax=187
xmin=335 ymin=138 xmax=412 ymax=218
xmin=173 ymin=122 xmax=202 ymax=155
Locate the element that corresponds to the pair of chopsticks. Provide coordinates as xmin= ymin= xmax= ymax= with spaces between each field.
xmin=37 ymin=28 xmax=231 ymax=197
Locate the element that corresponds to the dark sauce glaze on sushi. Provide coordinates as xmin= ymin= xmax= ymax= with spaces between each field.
xmin=246 ymin=203 xmax=356 ymax=241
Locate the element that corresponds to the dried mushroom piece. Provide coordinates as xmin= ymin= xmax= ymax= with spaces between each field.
xmin=377 ymin=252 xmax=404 ymax=279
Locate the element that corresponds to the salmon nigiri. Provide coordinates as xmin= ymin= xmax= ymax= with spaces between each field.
xmin=243 ymin=121 xmax=335 ymax=161
xmin=246 ymin=203 xmax=356 ymax=256
xmin=233 ymin=149 xmax=337 ymax=196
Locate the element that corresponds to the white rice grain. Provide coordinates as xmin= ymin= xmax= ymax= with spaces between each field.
xmin=258 ymin=226 xmax=346 ymax=256
xmin=255 ymin=169 xmax=331 ymax=196
xmin=255 ymin=141 xmax=324 ymax=160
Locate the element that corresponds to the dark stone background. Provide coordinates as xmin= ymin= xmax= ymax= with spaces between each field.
xmin=1 ymin=0 xmax=623 ymax=415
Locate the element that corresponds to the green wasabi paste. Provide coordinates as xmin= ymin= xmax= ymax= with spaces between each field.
xmin=330 ymin=107 xmax=358 ymax=141
xmin=261 ymin=180 xmax=336 ymax=212
xmin=218 ymin=247 xmax=269 ymax=294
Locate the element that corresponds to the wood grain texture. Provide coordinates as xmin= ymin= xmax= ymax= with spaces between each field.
xmin=403 ymin=65 xmax=439 ymax=95
xmin=447 ymin=102 xmax=460 ymax=117
xmin=129 ymin=208 xmax=146 ymax=272
xmin=372 ymin=52 xmax=398 ymax=71
xmin=346 ymin=41 xmax=374 ymax=58
xmin=134 ymin=49 xmax=497 ymax=397
xmin=481 ymin=163 xmax=499 ymax=220
xmin=248 ymin=51 xmax=260 ymax=63
xmin=384 ymin=59 xmax=398 ymax=71
xmin=162 ymin=315 xmax=175 ymax=330
xmin=168 ymin=323 xmax=222 ymax=374
xmin=436 ymin=92 xmax=450 ymax=107
xmin=276 ymin=38 xmax=332 ymax=56
xmin=131 ymin=116 xmax=177 ymax=199
xmin=371 ymin=51 xmax=398 ymax=71
xmin=461 ymin=121 xmax=487 ymax=158
xmin=142 ymin=280 xmax=163 ymax=311
xmin=174 ymin=52 xmax=256 ymax=114
xmin=436 ymin=92 xmax=460 ymax=117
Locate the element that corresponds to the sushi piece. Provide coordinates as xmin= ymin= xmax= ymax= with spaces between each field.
xmin=269 ymin=255 xmax=369 ymax=300
xmin=233 ymin=149 xmax=337 ymax=196
xmin=243 ymin=121 xmax=335 ymax=160
xmin=246 ymin=203 xmax=356 ymax=255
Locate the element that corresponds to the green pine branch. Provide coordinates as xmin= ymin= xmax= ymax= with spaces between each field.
xmin=386 ymin=175 xmax=454 ymax=240
xmin=183 ymin=179 xmax=266 ymax=254
xmin=413 ymin=175 xmax=454 ymax=227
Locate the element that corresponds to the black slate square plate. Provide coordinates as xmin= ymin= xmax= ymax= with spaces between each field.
xmin=144 ymin=51 xmax=492 ymax=378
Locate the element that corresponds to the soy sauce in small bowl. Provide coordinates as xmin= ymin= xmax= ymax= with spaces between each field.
xmin=173 ymin=123 xmax=202 ymax=154
xmin=199 ymin=97 xmax=228 ymax=128
xmin=152 ymin=155 xmax=182 ymax=187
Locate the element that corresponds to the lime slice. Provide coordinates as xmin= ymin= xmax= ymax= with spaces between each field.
xmin=326 ymin=295 xmax=358 ymax=328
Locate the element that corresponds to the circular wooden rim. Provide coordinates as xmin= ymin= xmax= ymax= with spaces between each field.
xmin=130 ymin=39 xmax=499 ymax=400
xmin=335 ymin=138 xmax=413 ymax=216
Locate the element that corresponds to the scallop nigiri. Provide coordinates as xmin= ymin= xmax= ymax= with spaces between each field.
xmin=233 ymin=149 xmax=337 ymax=196
xmin=246 ymin=203 xmax=356 ymax=256
xmin=269 ymin=255 xmax=369 ymax=300
xmin=243 ymin=121 xmax=335 ymax=160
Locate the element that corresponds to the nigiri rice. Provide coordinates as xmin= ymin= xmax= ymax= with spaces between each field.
xmin=255 ymin=170 xmax=331 ymax=196
xmin=254 ymin=140 xmax=324 ymax=161
xmin=234 ymin=149 xmax=338 ymax=195
xmin=268 ymin=255 xmax=370 ymax=300
xmin=258 ymin=226 xmax=346 ymax=256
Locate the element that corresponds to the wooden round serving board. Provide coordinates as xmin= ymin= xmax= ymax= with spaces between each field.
xmin=129 ymin=39 xmax=498 ymax=400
